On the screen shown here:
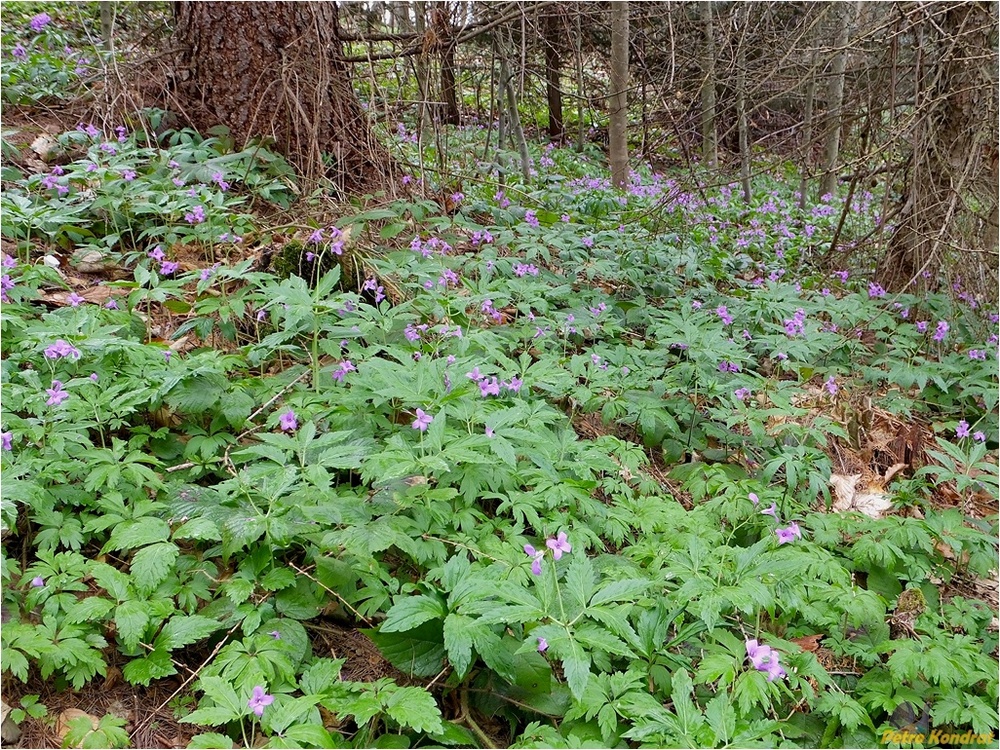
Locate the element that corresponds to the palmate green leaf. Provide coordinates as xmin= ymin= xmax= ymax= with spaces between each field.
xmin=102 ymin=517 xmax=170 ymax=553
xmin=380 ymin=595 xmax=447 ymax=633
xmin=154 ymin=614 xmax=223 ymax=651
xmin=442 ymin=613 xmax=475 ymax=678
xmin=115 ymin=599 xmax=151 ymax=648
xmin=384 ymin=685 xmax=444 ymax=735
xmin=188 ymin=733 xmax=235 ymax=749
xmin=130 ymin=542 xmax=179 ymax=595
xmin=368 ymin=621 xmax=446 ymax=678
xmin=589 ymin=578 xmax=649 ymax=607
xmin=705 ymin=692 xmax=736 ymax=745
xmin=65 ymin=595 xmax=114 ymax=625
xmin=563 ymin=554 xmax=596 ymax=613
xmin=122 ymin=648 xmax=175 ymax=686
xmin=815 ymin=692 xmax=875 ymax=731
xmin=562 ymin=635 xmax=591 ymax=701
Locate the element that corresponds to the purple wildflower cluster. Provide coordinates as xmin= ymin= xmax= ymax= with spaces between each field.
xmin=411 ymin=235 xmax=452 ymax=258
xmin=749 ymin=492 xmax=802 ymax=546
xmin=412 ymin=408 xmax=433 ymax=431
xmin=524 ymin=531 xmax=571 ymax=576
xmin=466 ymin=367 xmax=522 ymax=397
xmin=362 ymin=277 xmax=386 ymax=304
xmin=513 ymin=263 xmax=539 ymax=277
xmin=308 ymin=226 xmax=346 ymax=256
xmin=783 ymin=308 xmax=806 ymax=337
xmin=149 ymin=245 xmax=179 ymax=275
xmin=44 ymin=339 xmax=81 ymax=360
xmin=331 ymin=360 xmax=355 ymax=383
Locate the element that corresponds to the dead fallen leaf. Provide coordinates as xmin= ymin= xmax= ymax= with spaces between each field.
xmin=829 ymin=473 xmax=893 ymax=518
xmin=790 ymin=634 xmax=824 ymax=652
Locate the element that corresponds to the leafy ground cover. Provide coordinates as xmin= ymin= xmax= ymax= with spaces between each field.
xmin=1 ymin=12 xmax=998 ymax=750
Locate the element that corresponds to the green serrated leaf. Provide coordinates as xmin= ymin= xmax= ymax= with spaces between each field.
xmin=384 ymin=686 xmax=444 ymax=735
xmin=115 ymin=599 xmax=151 ymax=649
xmin=130 ymin=542 xmax=179 ymax=594
xmin=380 ymin=595 xmax=446 ymax=633
xmin=442 ymin=613 xmax=475 ymax=678
xmin=155 ymin=614 xmax=222 ymax=651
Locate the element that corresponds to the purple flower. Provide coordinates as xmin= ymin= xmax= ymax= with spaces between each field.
xmin=932 ymin=320 xmax=949 ymax=342
xmin=12 ymin=43 xmax=26 ymax=59
xmin=450 ymin=191 xmax=464 ymax=205
xmin=149 ymin=246 xmax=166 ymax=262
xmin=90 ymin=373 xmax=99 ymax=382
xmin=46 ymin=380 xmax=69 ymax=406
xmin=824 ymin=376 xmax=838 ymax=396
xmin=1 ymin=432 xmax=12 ymax=451
xmin=269 ymin=630 xmax=281 ymax=640
xmin=184 ymin=205 xmax=206 ymax=224
xmin=760 ymin=502 xmax=778 ymax=518
xmin=505 ymin=375 xmax=523 ymax=393
xmin=248 ymin=686 xmax=274 ymax=717
xmin=716 ymin=305 xmax=733 ymax=325
xmin=692 ymin=300 xmax=702 ymax=310
xmin=831 ymin=270 xmax=849 ymax=283
xmin=331 ymin=360 xmax=355 ymax=382
xmin=524 ymin=544 xmax=544 ymax=576
xmin=404 ymin=324 xmax=421 ymax=343
xmin=745 ymin=639 xmax=786 ymax=682
xmin=485 ymin=426 xmax=495 ymax=438
xmin=279 ymin=410 xmax=298 ymax=432
xmin=67 ymin=293 xmax=85 ymax=307
xmin=561 ymin=214 xmax=570 ymax=222
xmin=2 ymin=253 xmax=15 ymax=269
xmin=122 ymin=169 xmax=136 ymax=181
xmin=867 ymin=282 xmax=886 ymax=298
xmin=412 ymin=408 xmax=433 ymax=432
xmin=973 ymin=431 xmax=986 ymax=443
xmin=537 ymin=637 xmax=549 ymax=653
xmin=524 ymin=210 xmax=540 ymax=228
xmin=956 ymin=420 xmax=970 ymax=439
xmin=105 ymin=299 xmax=119 ymax=309
xmin=160 ymin=260 xmax=179 ymax=275
xmin=916 ymin=321 xmax=928 ymax=333
xmin=748 ymin=492 xmax=759 ymax=505
xmin=582 ymin=236 xmax=594 ymax=248
xmin=775 ymin=522 xmax=802 ymax=544
xmin=44 ymin=339 xmax=82 ymax=360
xmin=31 ymin=576 xmax=45 ymax=587
xmin=546 ymin=531 xmax=571 ymax=560
xmin=479 ymin=377 xmax=501 ymax=397
xmin=30 ymin=12 xmax=52 ymax=31
xmin=734 ymin=387 xmax=751 ymax=401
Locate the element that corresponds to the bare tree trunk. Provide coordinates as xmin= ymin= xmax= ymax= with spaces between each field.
xmin=435 ymin=2 xmax=461 ymax=126
xmin=414 ymin=1 xmax=434 ymax=140
xmin=499 ymin=51 xmax=530 ymax=181
xmin=819 ymin=1 xmax=851 ymax=199
xmin=100 ymin=1 xmax=114 ymax=52
xmin=172 ymin=2 xmax=392 ymax=191
xmin=881 ymin=3 xmax=998 ymax=294
xmin=699 ymin=1 xmax=717 ymax=168
xmin=736 ymin=5 xmax=751 ymax=203
xmin=799 ymin=51 xmax=816 ymax=210
xmin=543 ymin=9 xmax=564 ymax=141
xmin=609 ymin=1 xmax=629 ymax=189
xmin=574 ymin=2 xmax=585 ymax=152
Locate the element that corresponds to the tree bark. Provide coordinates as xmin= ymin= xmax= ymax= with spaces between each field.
xmin=736 ymin=5 xmax=751 ymax=203
xmin=699 ymin=1 xmax=717 ymax=168
xmin=543 ymin=9 xmax=564 ymax=141
xmin=172 ymin=1 xmax=393 ymax=192
xmin=609 ymin=1 xmax=629 ymax=189
xmin=435 ymin=2 xmax=461 ymax=126
xmin=819 ymin=1 xmax=852 ymax=199
xmin=799 ymin=51 xmax=816 ymax=210
xmin=881 ymin=3 xmax=998 ymax=293
xmin=100 ymin=1 xmax=114 ymax=52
